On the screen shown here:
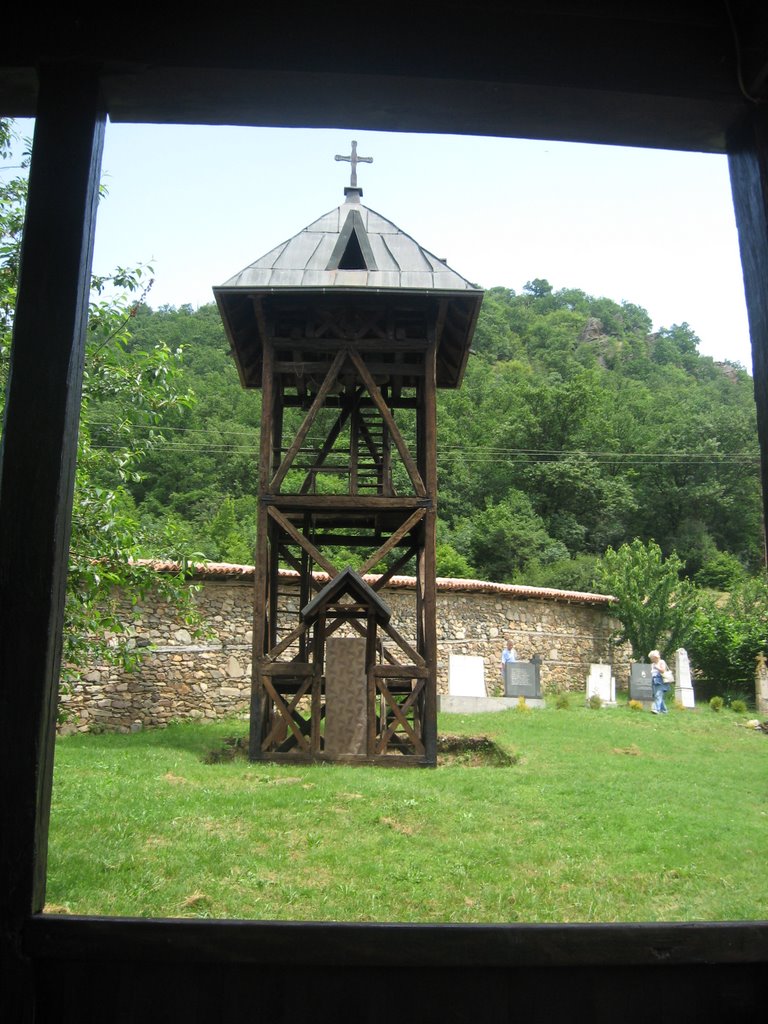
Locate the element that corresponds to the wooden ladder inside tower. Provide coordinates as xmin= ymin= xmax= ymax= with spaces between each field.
xmin=354 ymin=407 xmax=390 ymax=496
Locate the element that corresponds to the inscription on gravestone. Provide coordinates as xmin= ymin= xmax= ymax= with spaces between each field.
xmin=629 ymin=662 xmax=654 ymax=702
xmin=504 ymin=657 xmax=542 ymax=698
xmin=586 ymin=663 xmax=615 ymax=704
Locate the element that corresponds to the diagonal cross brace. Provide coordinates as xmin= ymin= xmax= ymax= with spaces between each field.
xmin=376 ymin=677 xmax=426 ymax=754
xmin=347 ymin=349 xmax=426 ymax=496
xmin=271 ymin=348 xmax=347 ymax=491
xmin=261 ymin=674 xmax=314 ymax=752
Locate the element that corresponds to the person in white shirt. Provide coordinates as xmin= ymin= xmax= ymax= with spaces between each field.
xmin=501 ymin=639 xmax=517 ymax=680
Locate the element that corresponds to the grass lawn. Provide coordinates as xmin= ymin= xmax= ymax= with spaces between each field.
xmin=45 ymin=702 xmax=768 ymax=924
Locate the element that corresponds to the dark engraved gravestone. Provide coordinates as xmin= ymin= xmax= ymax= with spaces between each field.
xmin=504 ymin=655 xmax=542 ymax=698
xmin=629 ymin=662 xmax=654 ymax=701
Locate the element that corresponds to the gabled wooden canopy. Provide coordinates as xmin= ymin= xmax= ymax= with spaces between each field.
xmin=214 ymin=192 xmax=484 ymax=389
xmin=300 ymin=567 xmax=392 ymax=626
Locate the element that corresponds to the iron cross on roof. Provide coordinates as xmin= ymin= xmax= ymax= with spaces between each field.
xmin=335 ymin=140 xmax=373 ymax=188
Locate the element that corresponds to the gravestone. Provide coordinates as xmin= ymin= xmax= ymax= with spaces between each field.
xmin=673 ymin=648 xmax=695 ymax=709
xmin=504 ymin=656 xmax=542 ymax=698
xmin=448 ymin=654 xmax=486 ymax=697
xmin=756 ymin=653 xmax=768 ymax=717
xmin=324 ymin=637 xmax=367 ymax=756
xmin=586 ymin=663 xmax=615 ymax=704
xmin=629 ymin=662 xmax=654 ymax=702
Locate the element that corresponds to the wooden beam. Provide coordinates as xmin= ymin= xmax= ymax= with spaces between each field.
xmin=298 ymin=401 xmax=355 ymax=494
xmin=0 ymin=65 xmax=105 ymax=1008
xmin=356 ymin=412 xmax=384 ymax=472
xmin=260 ymin=662 xmax=315 ymax=677
xmin=372 ymin=666 xmax=429 ymax=678
xmin=284 ymin=396 xmax=419 ymax=410
xmin=422 ymin=339 xmax=439 ymax=764
xmin=729 ymin=106 xmax=768 ymax=563
xmin=251 ymin=335 xmax=275 ymax=760
xmin=270 ymin=348 xmax=347 ymax=491
xmin=357 ymin=508 xmax=426 ymax=575
xmin=257 ymin=339 xmax=275 ymax=491
xmin=275 ymin=360 xmax=424 ymax=378
xmin=376 ymin=678 xmax=425 ymax=755
xmin=263 ymin=621 xmax=309 ymax=661
xmin=264 ymin=494 xmax=430 ymax=511
xmin=252 ymin=295 xmax=270 ymax=350
xmin=261 ymin=675 xmax=313 ymax=753
xmin=267 ymin=506 xmax=339 ymax=577
xmin=370 ymin=545 xmax=419 ymax=590
xmin=381 ymin=621 xmax=425 ymax=668
xmin=309 ymin=534 xmax=411 ymax=548
xmin=347 ymin=348 xmax=427 ymax=496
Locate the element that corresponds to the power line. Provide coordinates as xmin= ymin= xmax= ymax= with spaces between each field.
xmin=86 ymin=421 xmax=760 ymax=463
xmin=88 ymin=439 xmax=759 ymax=467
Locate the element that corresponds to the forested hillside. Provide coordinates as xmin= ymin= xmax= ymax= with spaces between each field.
xmin=91 ymin=280 xmax=761 ymax=591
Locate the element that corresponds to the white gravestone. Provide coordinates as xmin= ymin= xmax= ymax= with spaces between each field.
xmin=586 ymin=663 xmax=615 ymax=704
xmin=674 ymin=648 xmax=696 ymax=709
xmin=756 ymin=653 xmax=768 ymax=717
xmin=448 ymin=654 xmax=486 ymax=697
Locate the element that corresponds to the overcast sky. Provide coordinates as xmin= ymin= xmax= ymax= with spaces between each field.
xmin=11 ymin=119 xmax=755 ymax=371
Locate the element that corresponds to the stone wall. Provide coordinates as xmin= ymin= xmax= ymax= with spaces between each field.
xmin=60 ymin=573 xmax=625 ymax=733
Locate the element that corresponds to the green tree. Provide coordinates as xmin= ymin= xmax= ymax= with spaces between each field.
xmin=205 ymin=495 xmax=253 ymax=563
xmin=687 ymin=574 xmax=768 ymax=699
xmin=0 ymin=119 xmax=198 ymax=685
xmin=435 ymin=542 xmax=476 ymax=579
xmin=596 ymin=539 xmax=698 ymax=660
xmin=460 ymin=491 xmax=564 ymax=583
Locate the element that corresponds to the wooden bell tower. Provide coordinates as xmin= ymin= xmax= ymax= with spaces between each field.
xmin=215 ymin=144 xmax=483 ymax=765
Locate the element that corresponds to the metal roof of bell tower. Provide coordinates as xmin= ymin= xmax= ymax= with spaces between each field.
xmin=213 ymin=142 xmax=484 ymax=388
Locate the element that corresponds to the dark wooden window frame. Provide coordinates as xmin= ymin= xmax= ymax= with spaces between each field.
xmin=1 ymin=51 xmax=767 ymax=1020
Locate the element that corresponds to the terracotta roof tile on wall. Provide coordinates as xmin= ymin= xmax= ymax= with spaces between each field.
xmin=135 ymin=560 xmax=614 ymax=606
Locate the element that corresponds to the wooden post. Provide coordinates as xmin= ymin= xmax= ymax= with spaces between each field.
xmin=0 ymin=64 xmax=105 ymax=1015
xmin=350 ymin=405 xmax=359 ymax=494
xmin=299 ymin=519 xmax=312 ymax=661
xmin=250 ymin=338 xmax=275 ymax=759
xmin=729 ymin=106 xmax=768 ymax=565
xmin=422 ymin=339 xmax=439 ymax=765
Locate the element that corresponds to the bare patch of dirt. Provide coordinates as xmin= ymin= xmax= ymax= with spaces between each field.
xmin=202 ymin=735 xmax=248 ymax=763
xmin=204 ymin=734 xmax=516 ymax=767
xmin=180 ymin=890 xmax=211 ymax=910
xmin=437 ymin=734 xmax=517 ymax=767
xmin=379 ymin=816 xmax=416 ymax=835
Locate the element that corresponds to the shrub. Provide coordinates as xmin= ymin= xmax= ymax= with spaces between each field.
xmin=628 ymin=699 xmax=644 ymax=712
xmin=516 ymin=695 xmax=530 ymax=713
xmin=555 ymin=692 xmax=571 ymax=710
xmin=587 ymin=694 xmax=602 ymax=710
xmin=709 ymin=696 xmax=724 ymax=712
xmin=688 ymin=573 xmax=768 ymax=700
xmin=731 ymin=699 xmax=747 ymax=714
xmin=521 ymin=552 xmax=601 ymax=593
xmin=435 ymin=543 xmax=476 ymax=579
xmin=694 ymin=551 xmax=746 ymax=590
